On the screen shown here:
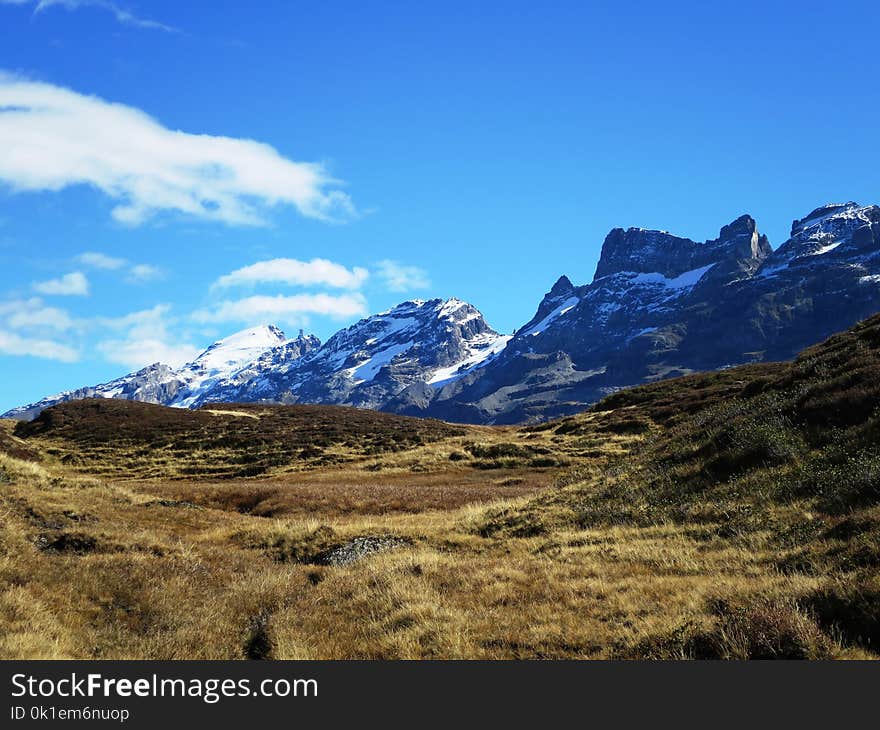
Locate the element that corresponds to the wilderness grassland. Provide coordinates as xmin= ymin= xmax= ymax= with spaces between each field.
xmin=2 ymin=314 xmax=880 ymax=659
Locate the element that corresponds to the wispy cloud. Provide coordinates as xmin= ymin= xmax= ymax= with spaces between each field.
xmin=32 ymin=271 xmax=89 ymax=296
xmin=76 ymin=251 xmax=127 ymax=270
xmin=0 ymin=297 xmax=74 ymax=330
xmin=192 ymin=293 xmax=368 ymax=326
xmin=0 ymin=75 xmax=356 ymax=226
xmin=76 ymin=251 xmax=161 ymax=282
xmin=0 ymin=297 xmax=196 ymax=367
xmin=0 ymin=296 xmax=78 ymax=362
xmin=1 ymin=0 xmax=179 ymax=33
xmin=96 ymin=304 xmax=199 ymax=368
xmin=376 ymin=260 xmax=430 ymax=292
xmin=213 ymin=258 xmax=369 ymax=290
xmin=127 ymin=263 xmax=161 ymax=282
xmin=0 ymin=329 xmax=78 ymax=361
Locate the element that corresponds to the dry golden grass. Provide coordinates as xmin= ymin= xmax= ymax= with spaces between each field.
xmin=129 ymin=468 xmax=552 ymax=518
xmin=5 ymin=310 xmax=880 ymax=662
xmin=0 ymin=411 xmax=874 ymax=660
xmin=0 ymin=412 xmax=606 ymax=659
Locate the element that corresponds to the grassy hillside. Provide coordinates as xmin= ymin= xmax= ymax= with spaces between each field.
xmin=1 ymin=315 xmax=879 ymax=659
xmin=15 ymin=400 xmax=467 ymax=478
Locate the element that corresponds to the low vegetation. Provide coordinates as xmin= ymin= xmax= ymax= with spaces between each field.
xmin=2 ymin=314 xmax=880 ymax=659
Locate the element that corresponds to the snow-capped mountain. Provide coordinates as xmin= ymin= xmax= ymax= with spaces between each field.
xmin=3 ymin=325 xmax=319 ymax=419
xmin=4 ymin=299 xmax=510 ymax=418
xmin=223 ymin=298 xmax=510 ymax=410
xmin=179 ymin=328 xmax=321 ymax=408
xmin=6 ymin=202 xmax=880 ymax=425
xmin=172 ymin=324 xmax=293 ymax=407
xmin=762 ymin=202 xmax=879 ymax=269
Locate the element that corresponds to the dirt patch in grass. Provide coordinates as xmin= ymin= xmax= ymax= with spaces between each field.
xmin=131 ymin=469 xmax=553 ymax=518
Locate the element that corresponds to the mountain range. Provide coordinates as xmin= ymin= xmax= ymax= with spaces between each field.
xmin=6 ymin=200 xmax=880 ymax=424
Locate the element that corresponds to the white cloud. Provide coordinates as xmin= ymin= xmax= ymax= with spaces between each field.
xmin=0 ymin=329 xmax=78 ymax=361
xmin=376 ymin=260 xmax=430 ymax=292
xmin=96 ymin=304 xmax=199 ymax=368
xmin=0 ymin=296 xmax=199 ymax=368
xmin=0 ymin=75 xmax=355 ymax=226
xmin=97 ymin=304 xmax=172 ymax=333
xmin=2 ymin=0 xmax=178 ymax=33
xmin=76 ymin=251 xmax=161 ymax=282
xmin=0 ymin=297 xmax=77 ymax=362
xmin=32 ymin=271 xmax=89 ymax=296
xmin=127 ymin=263 xmax=161 ymax=282
xmin=0 ymin=297 xmax=74 ymax=330
xmin=97 ymin=338 xmax=198 ymax=369
xmin=213 ymin=257 xmax=369 ymax=290
xmin=192 ymin=293 xmax=368 ymax=325
xmin=76 ymin=251 xmax=127 ymax=270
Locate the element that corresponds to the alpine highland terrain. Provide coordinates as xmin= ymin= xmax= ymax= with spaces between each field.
xmin=6 ymin=202 xmax=880 ymax=425
xmin=1 ymin=311 xmax=879 ymax=659
xmin=2 ymin=201 xmax=880 ymax=660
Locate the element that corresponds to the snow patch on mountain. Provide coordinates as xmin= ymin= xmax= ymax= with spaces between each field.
xmin=348 ymin=340 xmax=415 ymax=383
xmin=519 ymin=296 xmax=580 ymax=337
xmin=630 ymin=263 xmax=716 ymax=289
xmin=428 ymin=333 xmax=512 ymax=386
xmin=759 ymin=264 xmax=789 ymax=278
xmin=811 ymin=241 xmax=843 ymax=256
xmin=170 ymin=326 xmax=290 ymax=407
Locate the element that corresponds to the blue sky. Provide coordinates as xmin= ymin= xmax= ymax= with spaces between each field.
xmin=1 ymin=0 xmax=879 ymax=412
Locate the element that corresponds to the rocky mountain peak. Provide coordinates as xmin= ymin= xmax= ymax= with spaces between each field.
xmin=764 ymin=202 xmax=880 ymax=267
xmin=593 ymin=214 xmax=771 ymax=283
xmin=594 ymin=227 xmax=696 ymax=280
xmin=548 ymin=274 xmax=575 ymax=298
xmin=290 ymin=328 xmax=321 ymax=348
xmin=520 ymin=275 xmax=581 ymax=336
xmin=716 ymin=214 xmax=771 ymax=259
xmin=435 ymin=297 xmax=477 ymax=320
xmin=790 ymin=202 xmax=862 ymax=237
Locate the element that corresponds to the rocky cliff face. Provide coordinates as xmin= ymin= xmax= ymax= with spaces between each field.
xmin=277 ymin=298 xmax=509 ymax=410
xmin=399 ymin=202 xmax=880 ymax=423
xmin=7 ymin=202 xmax=880 ymax=425
xmin=593 ymin=214 xmax=771 ymax=280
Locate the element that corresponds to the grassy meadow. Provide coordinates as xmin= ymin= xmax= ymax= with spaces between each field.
xmin=2 ymin=315 xmax=879 ymax=659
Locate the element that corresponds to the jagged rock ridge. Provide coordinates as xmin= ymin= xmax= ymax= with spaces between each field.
xmin=401 ymin=202 xmax=880 ymax=423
